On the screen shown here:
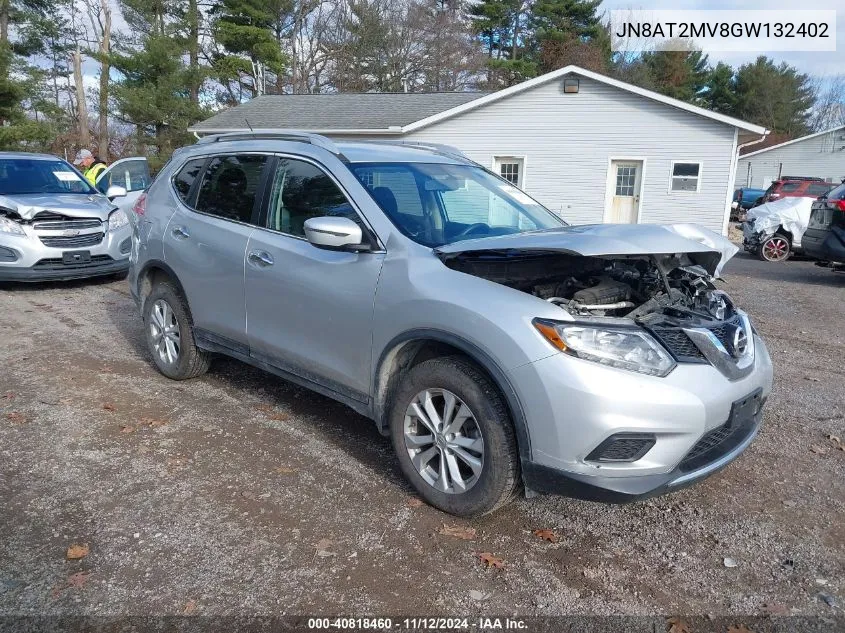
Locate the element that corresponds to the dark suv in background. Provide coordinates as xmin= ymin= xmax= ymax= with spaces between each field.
xmin=803 ymin=182 xmax=845 ymax=267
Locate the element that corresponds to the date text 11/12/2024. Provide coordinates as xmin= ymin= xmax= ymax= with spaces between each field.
xmin=307 ymin=618 xmax=528 ymax=630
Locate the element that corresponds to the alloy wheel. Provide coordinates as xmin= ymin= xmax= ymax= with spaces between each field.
xmin=403 ymin=388 xmax=484 ymax=494
xmin=149 ymin=299 xmax=181 ymax=365
xmin=762 ymin=236 xmax=789 ymax=261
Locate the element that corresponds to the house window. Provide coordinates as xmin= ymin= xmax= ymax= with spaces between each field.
xmin=670 ymin=162 xmax=701 ymax=192
xmin=494 ymin=157 xmax=525 ymax=188
xmin=615 ymin=166 xmax=637 ymax=196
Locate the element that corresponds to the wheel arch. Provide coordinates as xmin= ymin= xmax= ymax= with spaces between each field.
xmin=136 ymin=259 xmax=188 ymax=309
xmin=372 ymin=329 xmax=532 ymax=461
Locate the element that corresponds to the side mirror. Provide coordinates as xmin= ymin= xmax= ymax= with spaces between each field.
xmin=106 ymin=185 xmax=127 ymax=200
xmin=304 ymin=216 xmax=367 ymax=250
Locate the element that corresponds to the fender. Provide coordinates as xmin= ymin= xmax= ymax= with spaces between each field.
xmin=134 ymin=259 xmax=188 ymax=307
xmin=373 ymin=328 xmax=532 ymax=461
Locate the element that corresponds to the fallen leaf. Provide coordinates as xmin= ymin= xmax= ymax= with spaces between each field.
xmin=1 ymin=392 xmax=14 ymax=400
xmin=762 ymin=603 xmax=790 ymax=616
xmin=268 ymin=413 xmax=289 ymax=421
xmin=826 ymin=434 xmax=842 ymax=448
xmin=66 ymin=544 xmax=89 ymax=560
xmin=533 ymin=528 xmax=559 ymax=543
xmin=274 ymin=466 xmax=297 ymax=474
xmin=406 ymin=497 xmax=424 ymax=508
xmin=66 ymin=571 xmax=91 ymax=589
xmin=804 ymin=376 xmax=820 ymax=382
xmin=183 ymin=599 xmax=198 ymax=615
xmin=477 ymin=552 xmax=504 ymax=569
xmin=439 ymin=524 xmax=477 ymax=540
xmin=314 ymin=538 xmax=333 ymax=551
xmin=727 ymin=625 xmax=754 ymax=633
xmin=810 ymin=444 xmax=830 ymax=455
xmin=666 ymin=617 xmax=692 ymax=633
xmin=142 ymin=418 xmax=168 ymax=428
xmin=5 ymin=412 xmax=26 ymax=424
xmin=120 ymin=425 xmax=136 ymax=434
xmin=102 ymin=403 xmax=116 ymax=412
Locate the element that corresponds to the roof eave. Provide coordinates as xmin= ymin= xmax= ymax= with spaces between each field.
xmin=738 ymin=124 xmax=845 ymax=159
xmin=401 ymin=65 xmax=768 ymax=136
xmin=187 ymin=126 xmax=405 ymax=135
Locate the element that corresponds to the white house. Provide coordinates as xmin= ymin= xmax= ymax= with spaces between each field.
xmin=190 ymin=66 xmax=767 ymax=235
xmin=736 ymin=125 xmax=845 ymax=189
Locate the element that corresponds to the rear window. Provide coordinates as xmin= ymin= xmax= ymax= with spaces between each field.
xmin=826 ymin=183 xmax=845 ymax=201
xmin=807 ymin=183 xmax=833 ymax=197
xmin=173 ymin=158 xmax=206 ymax=204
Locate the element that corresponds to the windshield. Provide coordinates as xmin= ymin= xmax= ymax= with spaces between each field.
xmin=350 ymin=162 xmax=565 ymax=247
xmin=0 ymin=158 xmax=96 ymax=195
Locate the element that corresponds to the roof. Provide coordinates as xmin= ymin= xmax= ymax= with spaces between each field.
xmin=0 ymin=152 xmax=64 ymax=161
xmin=190 ymin=66 xmax=768 ymax=138
xmin=189 ymin=92 xmax=489 ymax=134
xmin=738 ymin=125 xmax=845 ymax=159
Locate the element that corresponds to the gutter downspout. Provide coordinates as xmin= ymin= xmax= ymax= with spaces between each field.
xmin=722 ymin=131 xmax=769 ymax=237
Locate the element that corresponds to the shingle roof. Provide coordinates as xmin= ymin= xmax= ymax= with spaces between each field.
xmin=189 ymin=92 xmax=490 ymax=133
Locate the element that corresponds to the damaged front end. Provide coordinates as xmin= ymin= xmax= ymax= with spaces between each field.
xmin=436 ymin=227 xmax=754 ymax=381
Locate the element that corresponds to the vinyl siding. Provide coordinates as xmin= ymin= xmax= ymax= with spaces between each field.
xmin=735 ymin=127 xmax=845 ymax=189
xmin=388 ymin=77 xmax=738 ymax=234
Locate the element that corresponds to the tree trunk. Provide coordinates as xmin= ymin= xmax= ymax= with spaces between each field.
xmin=73 ymin=48 xmax=90 ymax=147
xmin=188 ymin=0 xmax=199 ymax=104
xmin=98 ymin=0 xmax=111 ymax=159
xmin=0 ymin=0 xmax=9 ymax=45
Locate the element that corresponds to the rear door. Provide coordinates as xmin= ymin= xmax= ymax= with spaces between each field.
xmin=163 ymin=153 xmax=272 ymax=350
xmin=244 ymin=154 xmax=385 ymax=401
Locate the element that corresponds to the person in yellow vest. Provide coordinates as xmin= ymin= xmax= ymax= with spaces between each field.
xmin=73 ymin=149 xmax=107 ymax=187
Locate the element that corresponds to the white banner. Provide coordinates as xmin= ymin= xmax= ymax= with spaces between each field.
xmin=610 ymin=10 xmax=837 ymax=53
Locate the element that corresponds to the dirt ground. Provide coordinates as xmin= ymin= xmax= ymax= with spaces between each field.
xmin=0 ymin=252 xmax=843 ymax=620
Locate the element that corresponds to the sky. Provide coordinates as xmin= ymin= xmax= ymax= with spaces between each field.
xmin=599 ymin=0 xmax=844 ymax=76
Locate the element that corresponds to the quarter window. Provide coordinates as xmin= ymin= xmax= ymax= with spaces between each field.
xmin=266 ymin=158 xmax=358 ymax=237
xmin=173 ymin=158 xmax=206 ymax=204
xmin=670 ymin=162 xmax=701 ymax=192
xmin=195 ymin=155 xmax=269 ymax=223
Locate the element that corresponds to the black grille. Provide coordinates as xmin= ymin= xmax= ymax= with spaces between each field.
xmin=651 ymin=328 xmax=706 ymax=361
xmin=586 ymin=433 xmax=656 ymax=462
xmin=708 ymin=323 xmax=734 ymax=350
xmin=39 ymin=233 xmax=104 ymax=248
xmin=32 ymin=255 xmax=113 ymax=270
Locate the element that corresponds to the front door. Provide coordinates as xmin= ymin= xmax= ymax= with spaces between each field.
xmin=606 ymin=160 xmax=643 ymax=223
xmin=244 ymin=155 xmax=385 ymax=402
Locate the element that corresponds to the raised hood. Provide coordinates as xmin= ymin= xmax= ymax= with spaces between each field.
xmin=434 ymin=223 xmax=738 ymax=276
xmin=0 ymin=193 xmax=116 ymax=221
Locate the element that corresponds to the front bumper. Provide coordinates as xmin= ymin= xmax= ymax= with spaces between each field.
xmin=510 ymin=334 xmax=774 ymax=502
xmin=0 ymin=222 xmax=131 ymax=282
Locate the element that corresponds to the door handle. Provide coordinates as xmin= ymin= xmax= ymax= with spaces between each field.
xmin=171 ymin=226 xmax=190 ymax=239
xmin=248 ymin=250 xmax=274 ymax=267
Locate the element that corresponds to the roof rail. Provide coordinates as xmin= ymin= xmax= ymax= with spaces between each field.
xmin=195 ymin=130 xmax=343 ymax=156
xmin=361 ymin=140 xmax=473 ymax=163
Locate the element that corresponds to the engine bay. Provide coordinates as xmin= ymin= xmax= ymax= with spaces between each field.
xmin=441 ymin=250 xmax=736 ymax=328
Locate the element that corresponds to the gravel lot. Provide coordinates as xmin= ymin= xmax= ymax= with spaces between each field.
xmin=1 ymin=252 xmax=843 ymax=621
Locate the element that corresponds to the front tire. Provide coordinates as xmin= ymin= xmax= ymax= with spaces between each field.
xmin=757 ymin=234 xmax=791 ymax=262
xmin=388 ymin=356 xmax=520 ymax=516
xmin=142 ymin=282 xmax=210 ymax=380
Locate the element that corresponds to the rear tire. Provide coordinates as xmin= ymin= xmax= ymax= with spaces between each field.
xmin=757 ymin=234 xmax=791 ymax=262
xmin=142 ymin=282 xmax=210 ymax=380
xmin=388 ymin=355 xmax=520 ymax=517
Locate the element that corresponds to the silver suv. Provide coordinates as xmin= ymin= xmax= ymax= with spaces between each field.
xmin=129 ymin=132 xmax=773 ymax=516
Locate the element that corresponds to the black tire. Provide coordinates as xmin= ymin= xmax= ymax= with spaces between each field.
xmin=388 ymin=355 xmax=520 ymax=517
xmin=756 ymin=233 xmax=791 ymax=262
xmin=142 ymin=281 xmax=211 ymax=380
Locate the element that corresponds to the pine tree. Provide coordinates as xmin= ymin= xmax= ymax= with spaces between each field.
xmin=640 ymin=48 xmax=710 ymax=104
xmin=733 ymin=56 xmax=814 ymax=136
xmin=530 ymin=0 xmax=609 ymax=73
xmin=701 ymin=62 xmax=737 ymax=115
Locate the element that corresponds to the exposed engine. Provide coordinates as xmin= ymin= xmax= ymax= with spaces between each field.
xmin=441 ymin=251 xmax=734 ymax=326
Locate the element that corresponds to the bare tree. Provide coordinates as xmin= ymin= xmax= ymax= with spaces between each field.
xmin=809 ymin=75 xmax=845 ymax=132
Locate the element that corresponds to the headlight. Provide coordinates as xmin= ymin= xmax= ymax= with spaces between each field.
xmin=534 ymin=319 xmax=676 ymax=377
xmin=108 ymin=209 xmax=129 ymax=231
xmin=0 ymin=215 xmax=25 ymax=235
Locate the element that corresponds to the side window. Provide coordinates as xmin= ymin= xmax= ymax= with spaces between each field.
xmin=779 ymin=182 xmax=801 ymax=193
xmin=266 ymin=158 xmax=357 ymax=237
xmin=195 ymin=154 xmax=269 ymax=223
xmin=102 ymin=160 xmax=150 ymax=193
xmin=173 ymin=158 xmax=206 ymax=204
xmin=807 ymin=183 xmax=832 ymax=196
